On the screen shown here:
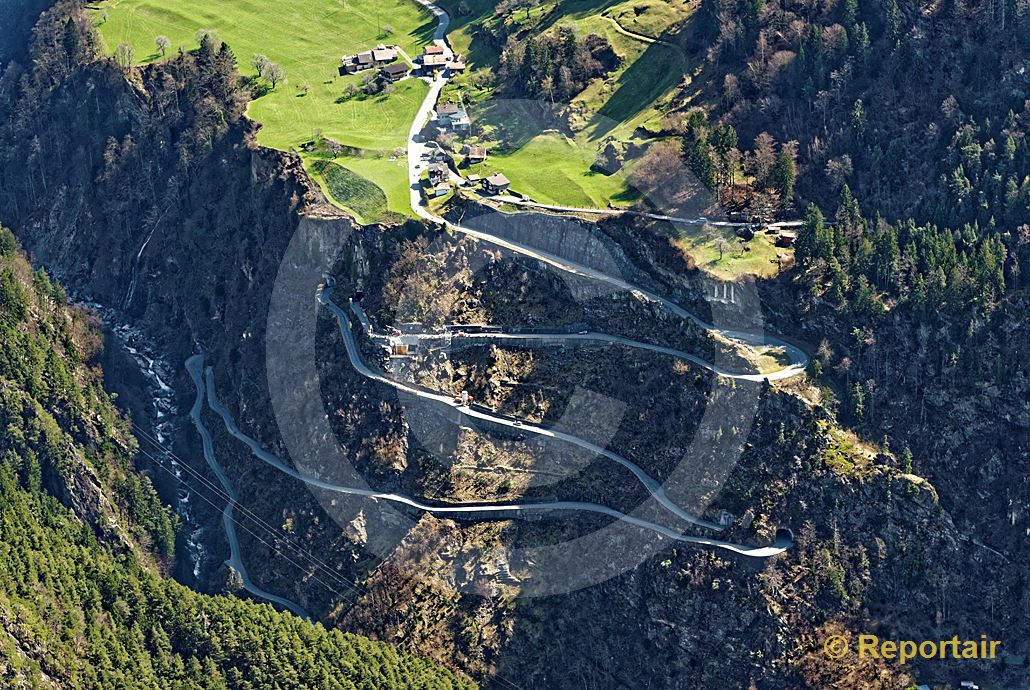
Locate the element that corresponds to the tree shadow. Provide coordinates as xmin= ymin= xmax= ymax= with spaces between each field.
xmin=533 ymin=0 xmax=624 ymax=33
xmin=470 ymin=100 xmax=567 ymax=155
xmin=409 ymin=15 xmax=440 ymax=46
xmin=587 ymin=31 xmax=693 ymax=141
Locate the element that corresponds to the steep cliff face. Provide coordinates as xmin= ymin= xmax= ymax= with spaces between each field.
xmin=0 ymin=3 xmax=379 ymax=599
xmin=0 ymin=5 xmax=1016 ymax=690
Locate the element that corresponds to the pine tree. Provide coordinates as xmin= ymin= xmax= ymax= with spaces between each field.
xmin=770 ymin=149 xmax=796 ymax=208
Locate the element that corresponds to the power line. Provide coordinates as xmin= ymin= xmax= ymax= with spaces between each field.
xmin=133 ymin=432 xmax=361 ymax=597
xmin=140 ymin=430 xmax=531 ymax=690
xmin=135 ymin=419 xmax=365 ymax=592
xmin=136 ymin=442 xmax=355 ymax=602
xmin=134 ymin=425 xmax=362 ymax=594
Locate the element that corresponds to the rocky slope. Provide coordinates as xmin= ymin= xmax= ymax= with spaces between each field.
xmin=0 ymin=226 xmax=474 ymax=689
xmin=0 ymin=4 xmax=1018 ymax=689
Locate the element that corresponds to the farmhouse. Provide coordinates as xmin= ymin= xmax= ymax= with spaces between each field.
xmin=437 ymin=103 xmax=470 ymax=130
xmin=381 ymin=62 xmax=409 ymax=81
xmin=341 ymin=50 xmax=375 ymax=74
xmin=424 ymin=44 xmax=445 ymax=56
xmin=427 ymin=147 xmax=450 ymax=162
xmin=466 ymin=145 xmax=487 ymax=163
xmin=776 ymin=231 xmax=798 ymax=247
xmin=483 ymin=173 xmax=511 ymax=195
xmin=427 ymin=163 xmax=449 ymax=185
xmin=421 ymin=54 xmax=448 ymax=74
xmin=371 ymin=47 xmax=397 ymax=64
xmin=448 ymin=54 xmax=468 ymax=72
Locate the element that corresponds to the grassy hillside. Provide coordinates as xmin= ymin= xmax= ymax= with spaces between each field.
xmin=310 ymin=158 xmax=407 ymax=224
xmin=437 ymin=0 xmax=695 ymax=207
xmin=0 ymin=225 xmax=475 ymax=689
xmin=91 ymin=0 xmax=433 ymax=216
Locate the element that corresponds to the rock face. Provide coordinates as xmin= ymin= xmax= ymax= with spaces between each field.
xmin=0 ymin=7 xmax=1018 ymax=690
xmin=0 ymin=9 xmax=383 ymax=605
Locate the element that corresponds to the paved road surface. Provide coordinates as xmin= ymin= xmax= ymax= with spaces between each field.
xmin=201 ymin=310 xmax=790 ymax=558
xmin=324 ymin=291 xmax=721 ymax=531
xmin=186 ymin=355 xmax=311 ymax=618
xmin=393 ymin=327 xmax=803 ymax=382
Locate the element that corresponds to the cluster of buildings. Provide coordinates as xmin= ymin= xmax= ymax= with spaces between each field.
xmin=417 ymin=43 xmax=466 ymax=76
xmin=426 ymin=160 xmax=509 ymax=199
xmin=339 ymin=45 xmax=409 ymax=82
xmin=423 ymin=100 xmax=511 ymax=200
xmin=338 ymin=42 xmax=470 ymax=89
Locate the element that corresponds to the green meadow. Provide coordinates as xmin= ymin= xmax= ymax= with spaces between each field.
xmin=92 ymin=0 xmax=705 ymax=221
xmin=464 ymin=131 xmax=636 ymax=209
xmin=309 ymin=154 xmax=412 ymax=222
xmin=671 ymin=225 xmax=785 ymax=280
xmin=438 ymin=0 xmax=694 ymax=210
xmin=91 ymin=0 xmax=435 ymax=219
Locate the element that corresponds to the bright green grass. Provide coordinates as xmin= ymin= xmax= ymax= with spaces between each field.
xmin=671 ymin=225 xmax=785 ymax=280
xmin=603 ymin=0 xmax=693 ymax=38
xmin=468 ymin=132 xmax=635 ymax=208
xmin=435 ymin=0 xmax=693 ymax=209
xmin=91 ymin=0 xmax=434 ymax=154
xmin=332 ymin=154 xmax=414 ymax=218
xmin=256 ymin=76 xmax=428 ymax=152
xmin=308 ymin=158 xmax=403 ymax=224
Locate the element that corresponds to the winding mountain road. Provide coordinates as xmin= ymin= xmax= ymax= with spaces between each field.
xmin=490 ymin=195 xmax=805 ymax=229
xmin=190 ymin=0 xmax=800 ymax=571
xmin=381 ymin=325 xmax=804 ymax=382
xmin=401 ymin=50 xmax=805 ymax=370
xmin=186 ymin=355 xmax=311 ymax=619
xmin=197 ymin=302 xmax=790 ymax=558
xmin=326 ymin=292 xmax=720 ymax=531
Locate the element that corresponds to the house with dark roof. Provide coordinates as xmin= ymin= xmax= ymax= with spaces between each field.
xmin=341 ymin=50 xmax=375 ymax=74
xmin=427 ymin=163 xmax=449 ymax=185
xmin=381 ymin=62 xmax=409 ymax=81
xmin=483 ymin=173 xmax=510 ymax=195
xmin=776 ymin=231 xmax=798 ymax=247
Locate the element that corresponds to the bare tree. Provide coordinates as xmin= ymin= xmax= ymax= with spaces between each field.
xmin=716 ymin=238 xmax=728 ymax=261
xmin=195 ymin=28 xmax=220 ymax=47
xmin=360 ymin=71 xmax=380 ymax=95
xmin=263 ymin=62 xmax=287 ymax=88
xmin=752 ymin=132 xmax=776 ymax=187
xmin=155 ymin=35 xmax=170 ymax=60
xmin=252 ymin=54 xmax=271 ymax=74
xmin=115 ymin=43 xmax=134 ymax=68
xmin=825 ymin=155 xmax=853 ymax=189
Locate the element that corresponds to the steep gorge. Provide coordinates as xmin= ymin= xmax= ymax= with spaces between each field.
xmin=0 ymin=4 xmax=1021 ymax=689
